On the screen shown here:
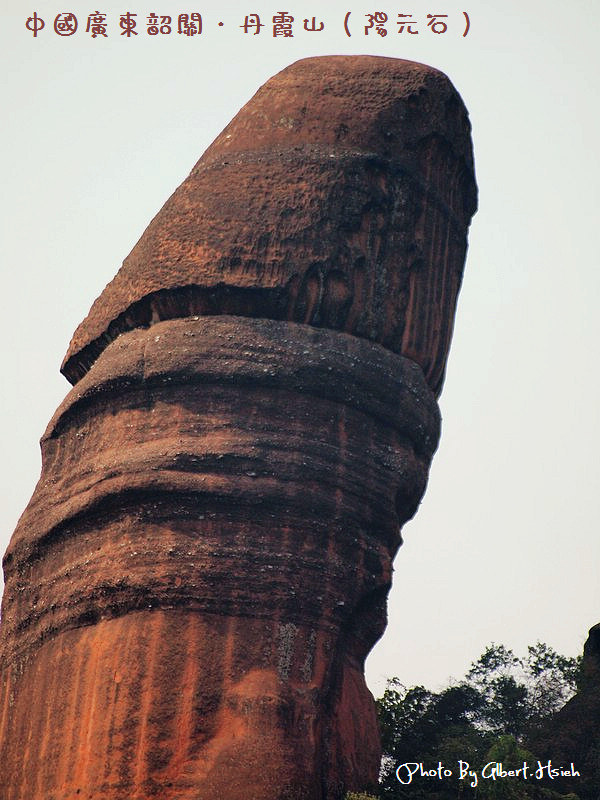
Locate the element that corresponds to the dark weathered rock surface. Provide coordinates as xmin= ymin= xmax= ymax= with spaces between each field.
xmin=0 ymin=56 xmax=476 ymax=800
xmin=527 ymin=624 xmax=600 ymax=799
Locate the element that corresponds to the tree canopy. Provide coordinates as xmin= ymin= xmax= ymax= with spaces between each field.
xmin=373 ymin=642 xmax=586 ymax=800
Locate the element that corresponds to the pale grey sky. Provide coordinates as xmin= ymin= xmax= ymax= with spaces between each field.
xmin=1 ymin=0 xmax=598 ymax=698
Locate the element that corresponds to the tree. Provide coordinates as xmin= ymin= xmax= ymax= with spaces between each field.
xmin=375 ymin=642 xmax=584 ymax=800
xmin=465 ymin=643 xmax=581 ymax=738
xmin=524 ymin=643 xmax=582 ymax=722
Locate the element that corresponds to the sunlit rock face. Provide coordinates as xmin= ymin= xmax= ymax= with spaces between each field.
xmin=0 ymin=56 xmax=476 ymax=800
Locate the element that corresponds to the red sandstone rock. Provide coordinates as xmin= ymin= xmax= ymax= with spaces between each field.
xmin=0 ymin=56 xmax=476 ymax=800
xmin=62 ymin=55 xmax=476 ymax=396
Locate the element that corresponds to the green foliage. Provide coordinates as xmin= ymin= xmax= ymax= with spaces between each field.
xmin=465 ymin=643 xmax=581 ymax=735
xmin=345 ymin=794 xmax=380 ymax=800
xmin=477 ymin=736 xmax=536 ymax=800
xmin=524 ymin=643 xmax=583 ymax=722
xmin=376 ymin=642 xmax=584 ymax=800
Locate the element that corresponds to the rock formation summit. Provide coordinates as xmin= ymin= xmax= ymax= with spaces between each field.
xmin=62 ymin=55 xmax=476 ymax=396
xmin=0 ymin=56 xmax=477 ymax=800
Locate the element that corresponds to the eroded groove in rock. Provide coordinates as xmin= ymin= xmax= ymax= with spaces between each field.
xmin=0 ymin=56 xmax=476 ymax=800
xmin=61 ymin=56 xmax=476 ymax=396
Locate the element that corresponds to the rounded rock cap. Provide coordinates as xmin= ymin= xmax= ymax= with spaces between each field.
xmin=62 ymin=56 xmax=477 ymax=395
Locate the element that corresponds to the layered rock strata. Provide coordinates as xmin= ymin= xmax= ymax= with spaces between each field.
xmin=0 ymin=56 xmax=476 ymax=800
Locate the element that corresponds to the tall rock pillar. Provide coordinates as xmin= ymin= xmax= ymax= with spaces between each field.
xmin=0 ymin=57 xmax=477 ymax=800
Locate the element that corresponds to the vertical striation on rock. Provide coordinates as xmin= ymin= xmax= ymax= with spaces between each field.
xmin=0 ymin=56 xmax=476 ymax=800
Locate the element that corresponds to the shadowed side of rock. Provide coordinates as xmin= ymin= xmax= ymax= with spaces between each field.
xmin=527 ymin=624 xmax=600 ymax=799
